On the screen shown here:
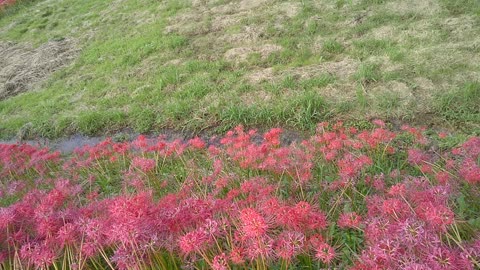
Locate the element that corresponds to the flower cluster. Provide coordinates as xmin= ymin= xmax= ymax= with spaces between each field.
xmin=0 ymin=122 xmax=479 ymax=269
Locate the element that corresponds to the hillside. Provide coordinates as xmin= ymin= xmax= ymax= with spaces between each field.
xmin=1 ymin=1 xmax=480 ymax=269
xmin=0 ymin=0 xmax=479 ymax=139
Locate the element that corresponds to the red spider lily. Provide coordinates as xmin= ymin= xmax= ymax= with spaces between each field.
xmin=0 ymin=124 xmax=478 ymax=269
xmin=212 ymin=253 xmax=228 ymax=270
xmin=188 ymin=137 xmax=206 ymax=150
xmin=338 ymin=212 xmax=362 ymax=229
xmin=274 ymin=230 xmax=305 ymax=260
xmin=239 ymin=208 xmax=269 ymax=238
xmin=131 ymin=157 xmax=156 ymax=172
xmin=315 ymin=242 xmax=336 ymax=264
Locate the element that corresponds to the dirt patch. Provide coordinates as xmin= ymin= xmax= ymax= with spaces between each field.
xmin=164 ymin=58 xmax=184 ymax=66
xmin=369 ymin=81 xmax=414 ymax=108
xmin=443 ymin=15 xmax=477 ymax=37
xmin=413 ymin=77 xmax=435 ymax=91
xmin=312 ymin=0 xmax=343 ymax=10
xmin=0 ymin=39 xmax=78 ymax=100
xmin=286 ymin=58 xmax=359 ymax=80
xmin=209 ymin=0 xmax=270 ymax=13
xmin=244 ymin=58 xmax=359 ymax=85
xmin=399 ymin=19 xmax=437 ymax=41
xmin=210 ymin=13 xmax=245 ymax=32
xmin=243 ymin=59 xmax=360 ymax=102
xmin=218 ymin=25 xmax=265 ymax=45
xmin=240 ymin=90 xmax=272 ymax=106
xmin=369 ymin=55 xmax=402 ymax=73
xmin=385 ymin=0 xmax=440 ymax=16
xmin=370 ymin=25 xmax=395 ymax=40
xmin=246 ymin=67 xmax=275 ymax=84
xmin=412 ymin=41 xmax=480 ymax=79
xmin=224 ymin=44 xmax=282 ymax=63
xmin=166 ymin=0 xmax=271 ymax=34
xmin=238 ymin=0 xmax=270 ymax=11
xmin=277 ymin=2 xmax=300 ymax=18
xmin=386 ymin=81 xmax=412 ymax=98
xmin=164 ymin=0 xmax=280 ymax=45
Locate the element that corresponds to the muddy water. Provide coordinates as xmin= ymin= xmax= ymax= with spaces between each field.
xmin=1 ymin=129 xmax=306 ymax=154
xmin=1 ymin=130 xmax=196 ymax=154
xmin=2 ymin=135 xmax=105 ymax=154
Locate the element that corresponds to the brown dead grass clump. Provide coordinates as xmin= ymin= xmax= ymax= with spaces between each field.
xmin=224 ymin=44 xmax=282 ymax=63
xmin=0 ymin=39 xmax=78 ymax=99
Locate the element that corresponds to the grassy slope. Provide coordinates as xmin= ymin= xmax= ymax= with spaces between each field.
xmin=0 ymin=0 xmax=479 ymax=139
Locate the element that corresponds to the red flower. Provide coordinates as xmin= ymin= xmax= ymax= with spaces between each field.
xmin=417 ymin=202 xmax=454 ymax=230
xmin=212 ymin=253 xmax=228 ymax=270
xmin=189 ymin=137 xmax=206 ymax=149
xmin=239 ymin=208 xmax=268 ymax=238
xmin=274 ymin=231 xmax=305 ymax=260
xmin=372 ymin=119 xmax=386 ymax=128
xmin=131 ymin=157 xmax=156 ymax=172
xmin=264 ymin=128 xmax=282 ymax=146
xmin=338 ymin=212 xmax=362 ymax=229
xmin=178 ymin=229 xmax=209 ymax=255
xmin=230 ymin=247 xmax=245 ymax=264
xmin=315 ymin=242 xmax=335 ymax=264
xmin=407 ymin=149 xmax=429 ymax=166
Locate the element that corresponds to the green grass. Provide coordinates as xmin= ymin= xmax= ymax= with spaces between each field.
xmin=1 ymin=0 xmax=479 ymax=139
xmin=322 ymin=39 xmax=344 ymax=54
xmin=434 ymin=82 xmax=480 ymax=135
xmin=441 ymin=0 xmax=480 ymax=16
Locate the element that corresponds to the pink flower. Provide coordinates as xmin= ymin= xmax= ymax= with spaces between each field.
xmin=245 ymin=235 xmax=274 ymax=260
xmin=20 ymin=242 xmax=56 ymax=268
xmin=338 ymin=212 xmax=362 ymax=229
xmin=372 ymin=119 xmax=386 ymax=128
xmin=408 ymin=149 xmax=429 ymax=166
xmin=264 ymin=128 xmax=282 ymax=146
xmin=274 ymin=231 xmax=305 ymax=260
xmin=131 ymin=157 xmax=156 ymax=172
xmin=212 ymin=253 xmax=228 ymax=270
xmin=382 ymin=198 xmax=408 ymax=218
xmin=399 ymin=219 xmax=428 ymax=247
xmin=428 ymin=247 xmax=458 ymax=269
xmin=459 ymin=158 xmax=480 ymax=184
xmin=337 ymin=153 xmax=372 ymax=180
xmin=417 ymin=203 xmax=454 ymax=230
xmin=230 ymin=247 xmax=245 ymax=264
xmin=178 ymin=229 xmax=209 ymax=255
xmin=435 ymin=171 xmax=450 ymax=185
xmin=208 ymin=145 xmax=221 ymax=156
xmin=56 ymin=223 xmax=77 ymax=246
xmin=0 ymin=207 xmax=15 ymax=229
xmin=315 ymin=243 xmax=335 ymax=264
xmin=81 ymin=242 xmax=98 ymax=258
xmin=461 ymin=137 xmax=480 ymax=158
xmin=111 ymin=247 xmax=137 ymax=270
xmin=132 ymin=135 xmax=148 ymax=149
xmin=239 ymin=208 xmax=268 ymax=238
xmin=388 ymin=183 xmax=406 ymax=197
xmin=189 ymin=137 xmax=206 ymax=149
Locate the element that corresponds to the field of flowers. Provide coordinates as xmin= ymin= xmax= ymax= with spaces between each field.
xmin=1 ymin=121 xmax=479 ymax=269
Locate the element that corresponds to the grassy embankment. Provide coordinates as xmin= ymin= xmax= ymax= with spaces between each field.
xmin=0 ymin=0 xmax=479 ymax=139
